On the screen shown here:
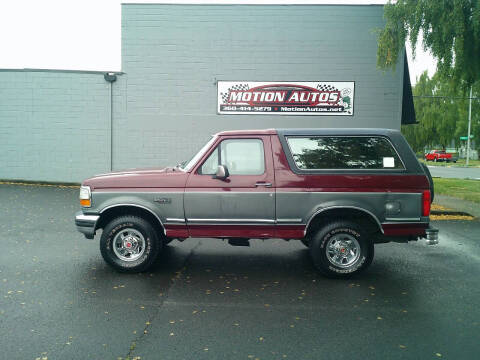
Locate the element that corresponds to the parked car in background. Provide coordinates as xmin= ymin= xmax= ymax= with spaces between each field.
xmin=424 ymin=150 xmax=456 ymax=163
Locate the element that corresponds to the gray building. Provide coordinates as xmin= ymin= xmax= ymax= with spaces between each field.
xmin=0 ymin=1 xmax=414 ymax=183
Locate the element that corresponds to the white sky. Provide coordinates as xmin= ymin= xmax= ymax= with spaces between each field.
xmin=0 ymin=0 xmax=436 ymax=84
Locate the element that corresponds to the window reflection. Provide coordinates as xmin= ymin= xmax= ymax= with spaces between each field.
xmin=287 ymin=136 xmax=404 ymax=170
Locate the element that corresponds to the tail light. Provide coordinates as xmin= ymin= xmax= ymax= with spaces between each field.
xmin=422 ymin=190 xmax=431 ymax=216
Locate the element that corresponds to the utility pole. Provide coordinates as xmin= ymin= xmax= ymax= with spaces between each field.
xmin=466 ymin=86 xmax=472 ymax=166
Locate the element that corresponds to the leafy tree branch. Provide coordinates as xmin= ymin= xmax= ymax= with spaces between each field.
xmin=377 ymin=0 xmax=480 ymax=88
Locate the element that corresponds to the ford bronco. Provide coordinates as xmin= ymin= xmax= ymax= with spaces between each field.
xmin=75 ymin=128 xmax=438 ymax=277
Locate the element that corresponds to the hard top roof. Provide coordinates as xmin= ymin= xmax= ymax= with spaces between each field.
xmin=216 ymin=129 xmax=277 ymax=136
xmin=216 ymin=128 xmax=400 ymax=136
xmin=277 ymin=128 xmax=400 ymax=136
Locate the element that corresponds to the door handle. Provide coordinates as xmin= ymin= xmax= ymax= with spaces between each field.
xmin=255 ymin=182 xmax=272 ymax=187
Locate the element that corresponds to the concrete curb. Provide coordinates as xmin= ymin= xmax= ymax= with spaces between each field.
xmin=0 ymin=180 xmax=80 ymax=188
xmin=434 ymin=194 xmax=480 ymax=218
xmin=431 ymin=210 xmax=474 ymax=217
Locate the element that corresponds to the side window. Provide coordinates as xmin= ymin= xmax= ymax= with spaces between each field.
xmin=200 ymin=147 xmax=219 ymax=175
xmin=199 ymin=139 xmax=265 ymax=175
xmin=286 ymin=136 xmax=404 ymax=170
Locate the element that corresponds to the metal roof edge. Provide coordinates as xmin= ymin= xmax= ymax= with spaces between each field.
xmin=0 ymin=68 xmax=124 ymax=75
xmin=122 ymin=1 xmax=387 ymax=6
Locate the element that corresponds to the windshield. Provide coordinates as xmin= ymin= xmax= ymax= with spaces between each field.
xmin=179 ymin=135 xmax=217 ymax=171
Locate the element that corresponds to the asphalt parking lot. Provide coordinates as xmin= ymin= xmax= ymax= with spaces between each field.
xmin=1 ymin=184 xmax=479 ymax=360
xmin=427 ymin=165 xmax=480 ymax=180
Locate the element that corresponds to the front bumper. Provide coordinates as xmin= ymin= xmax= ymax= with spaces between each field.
xmin=75 ymin=211 xmax=99 ymax=239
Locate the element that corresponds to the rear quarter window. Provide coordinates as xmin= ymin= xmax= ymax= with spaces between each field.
xmin=286 ymin=136 xmax=405 ymax=170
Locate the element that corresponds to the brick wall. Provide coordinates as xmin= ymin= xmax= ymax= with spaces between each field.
xmin=0 ymin=4 xmax=405 ymax=182
xmin=0 ymin=70 xmax=112 ymax=182
xmin=115 ymin=4 xmax=404 ymax=170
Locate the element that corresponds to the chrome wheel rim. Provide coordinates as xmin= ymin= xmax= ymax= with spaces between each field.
xmin=113 ymin=228 xmax=145 ymax=262
xmin=326 ymin=233 xmax=361 ymax=268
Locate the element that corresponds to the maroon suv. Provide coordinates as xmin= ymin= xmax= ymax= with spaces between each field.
xmin=75 ymin=128 xmax=438 ymax=277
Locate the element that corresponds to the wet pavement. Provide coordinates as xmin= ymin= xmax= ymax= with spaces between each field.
xmin=427 ymin=165 xmax=480 ymax=180
xmin=1 ymin=184 xmax=479 ymax=360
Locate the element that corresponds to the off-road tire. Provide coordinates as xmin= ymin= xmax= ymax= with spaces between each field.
xmin=100 ymin=216 xmax=162 ymax=273
xmin=310 ymin=221 xmax=374 ymax=278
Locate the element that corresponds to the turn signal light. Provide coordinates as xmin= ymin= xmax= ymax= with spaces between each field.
xmin=80 ymin=199 xmax=91 ymax=207
xmin=79 ymin=186 xmax=92 ymax=208
xmin=422 ymin=190 xmax=431 ymax=216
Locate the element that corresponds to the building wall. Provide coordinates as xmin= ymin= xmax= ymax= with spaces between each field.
xmin=115 ymin=4 xmax=404 ymax=170
xmin=0 ymin=70 xmax=111 ymax=182
xmin=0 ymin=4 xmax=404 ymax=182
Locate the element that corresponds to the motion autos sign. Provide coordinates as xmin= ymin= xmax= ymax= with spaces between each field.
xmin=218 ymin=81 xmax=354 ymax=115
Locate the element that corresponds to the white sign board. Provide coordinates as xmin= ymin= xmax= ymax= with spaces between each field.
xmin=217 ymin=81 xmax=354 ymax=115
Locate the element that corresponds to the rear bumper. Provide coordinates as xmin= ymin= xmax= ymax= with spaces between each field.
xmin=75 ymin=211 xmax=99 ymax=239
xmin=379 ymin=223 xmax=439 ymax=245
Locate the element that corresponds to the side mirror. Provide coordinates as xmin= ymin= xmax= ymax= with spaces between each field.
xmin=213 ymin=165 xmax=229 ymax=180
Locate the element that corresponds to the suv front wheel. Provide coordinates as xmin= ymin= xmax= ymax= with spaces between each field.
xmin=310 ymin=221 xmax=374 ymax=278
xmin=100 ymin=215 xmax=162 ymax=272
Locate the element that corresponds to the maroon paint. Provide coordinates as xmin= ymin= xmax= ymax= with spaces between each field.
xmin=185 ymin=134 xmax=276 ymax=238
xmin=216 ymin=129 xmax=277 ymax=136
xmin=165 ymin=225 xmax=189 ymax=238
xmin=275 ymin=225 xmax=305 ymax=239
xmin=186 ymin=135 xmax=276 ymax=189
xmin=84 ymin=167 xmax=188 ymax=190
xmin=84 ymin=131 xmax=431 ymax=241
xmin=382 ymin=223 xmax=428 ymax=236
xmin=96 ymin=188 xmax=185 ymax=193
xmin=270 ymin=135 xmax=430 ymax=192
xmin=188 ymin=225 xmax=276 ymax=238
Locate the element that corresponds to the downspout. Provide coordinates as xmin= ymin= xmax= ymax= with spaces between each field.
xmin=104 ymin=73 xmax=117 ymax=171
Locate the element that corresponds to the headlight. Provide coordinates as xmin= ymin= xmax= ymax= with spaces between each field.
xmin=79 ymin=186 xmax=92 ymax=207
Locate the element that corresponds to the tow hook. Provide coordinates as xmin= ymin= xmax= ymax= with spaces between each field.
xmin=425 ymin=227 xmax=439 ymax=245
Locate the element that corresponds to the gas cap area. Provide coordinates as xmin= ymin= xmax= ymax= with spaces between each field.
xmin=385 ymin=201 xmax=401 ymax=215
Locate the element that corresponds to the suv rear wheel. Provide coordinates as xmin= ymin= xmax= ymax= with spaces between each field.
xmin=310 ymin=221 xmax=374 ymax=278
xmin=100 ymin=215 xmax=162 ymax=272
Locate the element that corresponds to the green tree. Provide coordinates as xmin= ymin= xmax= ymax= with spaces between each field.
xmin=401 ymin=72 xmax=480 ymax=152
xmin=377 ymin=0 xmax=480 ymax=88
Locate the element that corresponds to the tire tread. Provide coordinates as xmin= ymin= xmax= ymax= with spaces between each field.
xmin=309 ymin=220 xmax=374 ymax=278
xmin=100 ymin=215 xmax=162 ymax=273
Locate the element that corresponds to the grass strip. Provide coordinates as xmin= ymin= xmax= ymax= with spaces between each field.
xmin=433 ymin=178 xmax=480 ymax=204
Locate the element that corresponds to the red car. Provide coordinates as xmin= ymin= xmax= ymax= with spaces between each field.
xmin=425 ymin=150 xmax=455 ymax=162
